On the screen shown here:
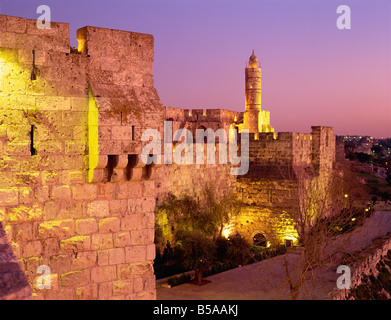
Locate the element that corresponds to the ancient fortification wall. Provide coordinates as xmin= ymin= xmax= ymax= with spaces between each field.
xmin=0 ymin=14 xmax=338 ymax=300
xmin=0 ymin=15 xmax=159 ymax=300
xmin=332 ymin=234 xmax=391 ymax=300
xmin=155 ymin=155 xmax=237 ymax=204
xmin=235 ymin=127 xmax=336 ymax=245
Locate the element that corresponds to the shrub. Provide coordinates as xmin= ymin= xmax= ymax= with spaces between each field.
xmin=175 ymin=229 xmax=216 ymax=285
xmin=225 ymin=234 xmax=251 ymax=266
xmin=167 ymin=273 xmax=192 ymax=287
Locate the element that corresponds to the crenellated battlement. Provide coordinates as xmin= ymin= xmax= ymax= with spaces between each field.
xmin=164 ymin=106 xmax=243 ymax=124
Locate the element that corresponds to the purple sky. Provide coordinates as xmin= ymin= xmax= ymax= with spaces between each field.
xmin=2 ymin=0 xmax=390 ymax=137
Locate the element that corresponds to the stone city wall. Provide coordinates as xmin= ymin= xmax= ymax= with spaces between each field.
xmin=0 ymin=14 xmax=160 ymax=300
xmin=332 ymin=234 xmax=391 ymax=300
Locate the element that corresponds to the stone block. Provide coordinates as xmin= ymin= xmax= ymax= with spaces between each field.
xmin=18 ymin=187 xmax=34 ymax=204
xmin=71 ymin=251 xmax=97 ymax=270
xmin=75 ymin=218 xmax=98 ymax=235
xmin=72 ymin=184 xmax=98 ymax=201
xmin=43 ymin=201 xmax=60 ymax=220
xmin=97 ymin=250 xmax=109 ymax=266
xmin=22 ymin=240 xmax=42 ymax=258
xmin=142 ymin=181 xmax=155 ymax=197
xmin=42 ymin=238 xmax=60 ymax=257
xmin=97 ymin=183 xmax=116 ymax=199
xmin=87 ymin=200 xmax=109 ymax=218
xmin=75 ymin=284 xmax=98 ymax=300
xmin=112 ymin=280 xmax=133 ymax=296
xmin=37 ymin=219 xmax=75 ymax=239
xmin=141 ymin=212 xmax=155 ymax=229
xmin=120 ymin=215 xmax=141 ymax=231
xmin=0 ymin=188 xmax=19 ymax=207
xmin=136 ymin=291 xmax=156 ymax=300
xmin=91 ymin=265 xmax=116 ymax=283
xmin=13 ymin=223 xmax=33 ymax=242
xmin=133 ymin=278 xmax=144 ymax=293
xmin=125 ymin=245 xmax=146 ymax=263
xmin=51 ymin=186 xmax=72 ymax=201
xmin=113 ymin=232 xmax=131 ymax=248
xmin=35 ymin=186 xmax=50 ymax=203
xmin=108 ymin=248 xmax=125 ymax=265
xmin=128 ymin=197 xmax=155 ymax=214
xmin=109 ymin=199 xmax=128 ymax=215
xmin=98 ymin=282 xmax=112 ymax=299
xmin=146 ymin=244 xmax=156 ymax=260
xmin=49 ymin=254 xmax=72 ymax=275
xmin=117 ymin=262 xmax=152 ymax=280
xmin=98 ymin=217 xmax=120 ymax=233
xmin=6 ymin=205 xmax=43 ymax=224
xmin=144 ymin=275 xmax=156 ymax=292
xmin=45 ymin=287 xmax=75 ymax=300
xmin=57 ymin=202 xmax=86 ymax=220
xmin=60 ymin=236 xmax=91 ymax=252
xmin=130 ymin=229 xmax=154 ymax=245
xmin=60 ymin=270 xmax=90 ymax=287
xmin=91 ymin=233 xmax=113 ymax=250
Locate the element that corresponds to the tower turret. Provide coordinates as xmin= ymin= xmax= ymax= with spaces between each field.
xmin=241 ymin=51 xmax=274 ymax=135
xmin=243 ymin=51 xmax=262 ymax=134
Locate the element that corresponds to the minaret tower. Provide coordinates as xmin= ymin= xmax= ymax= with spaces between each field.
xmin=243 ymin=50 xmax=262 ymax=135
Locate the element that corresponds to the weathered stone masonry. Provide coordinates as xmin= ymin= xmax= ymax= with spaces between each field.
xmin=0 ymin=15 xmax=160 ymax=300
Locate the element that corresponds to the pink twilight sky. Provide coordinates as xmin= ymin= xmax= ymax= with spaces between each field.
xmin=2 ymin=0 xmax=391 ymax=138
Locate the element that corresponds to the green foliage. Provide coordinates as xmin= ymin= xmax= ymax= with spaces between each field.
xmin=215 ymin=234 xmax=252 ymax=266
xmin=167 ymin=273 xmax=192 ymax=287
xmin=175 ymin=229 xmax=216 ymax=273
xmin=154 ymin=183 xmax=245 ymax=284
xmin=250 ymin=245 xmax=287 ymax=262
xmin=155 ymin=183 xmax=241 ymax=243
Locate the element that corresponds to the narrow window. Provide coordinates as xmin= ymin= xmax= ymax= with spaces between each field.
xmin=31 ymin=50 xmax=37 ymax=81
xmin=268 ymin=189 xmax=273 ymax=203
xmin=30 ymin=125 xmax=37 ymax=155
xmin=131 ymin=125 xmax=135 ymax=141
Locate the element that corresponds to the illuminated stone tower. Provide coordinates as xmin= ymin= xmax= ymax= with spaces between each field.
xmin=242 ymin=51 xmax=274 ymax=136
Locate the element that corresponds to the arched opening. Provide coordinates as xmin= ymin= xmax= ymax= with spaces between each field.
xmin=253 ymin=233 xmax=267 ymax=247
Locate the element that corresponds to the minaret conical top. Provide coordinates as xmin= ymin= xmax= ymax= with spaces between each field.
xmin=248 ymin=50 xmax=258 ymax=68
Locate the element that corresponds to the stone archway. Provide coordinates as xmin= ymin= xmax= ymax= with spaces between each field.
xmin=252 ymin=233 xmax=267 ymax=247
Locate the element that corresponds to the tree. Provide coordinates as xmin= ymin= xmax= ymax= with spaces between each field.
xmin=371 ymin=145 xmax=383 ymax=159
xmin=175 ymin=229 xmax=216 ymax=285
xmin=155 ymin=182 xmax=241 ymax=285
xmin=355 ymin=152 xmax=373 ymax=163
xmin=276 ymin=163 xmax=369 ymax=299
